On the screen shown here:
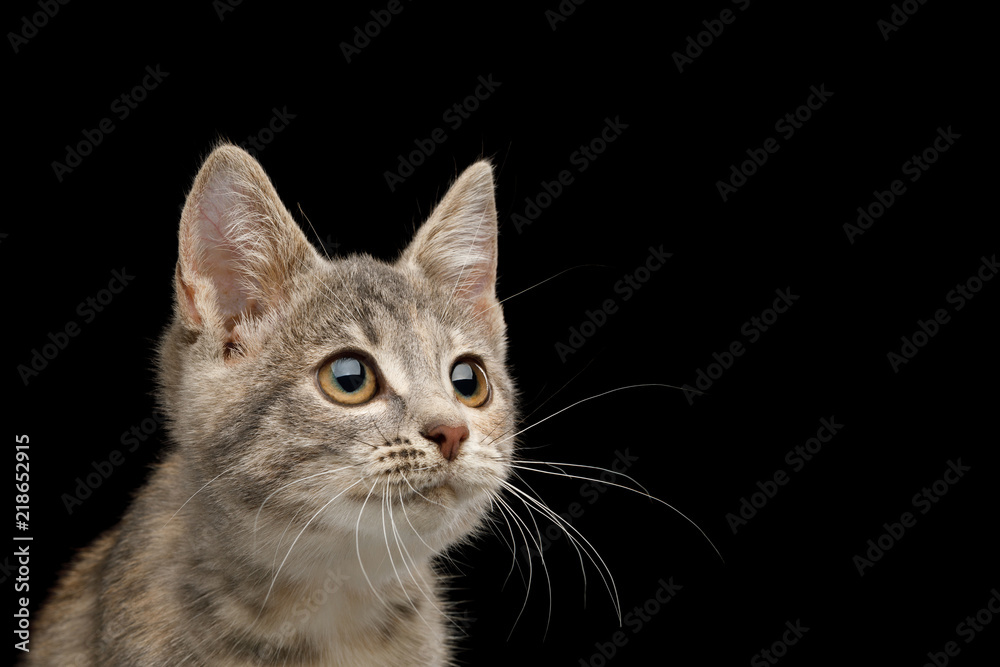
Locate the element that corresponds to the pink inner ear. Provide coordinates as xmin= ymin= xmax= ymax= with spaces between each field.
xmin=454 ymin=255 xmax=496 ymax=305
xmin=401 ymin=161 xmax=501 ymax=315
xmin=196 ymin=239 xmax=252 ymax=326
xmin=179 ymin=177 xmax=259 ymax=333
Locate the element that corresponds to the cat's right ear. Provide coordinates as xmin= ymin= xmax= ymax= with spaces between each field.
xmin=402 ymin=161 xmax=501 ymax=328
xmin=175 ymin=144 xmax=318 ymax=344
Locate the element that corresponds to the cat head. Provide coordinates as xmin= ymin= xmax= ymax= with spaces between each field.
xmin=157 ymin=144 xmax=516 ymax=569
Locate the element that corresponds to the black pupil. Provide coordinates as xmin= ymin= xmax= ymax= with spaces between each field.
xmin=452 ymin=363 xmax=477 ymax=397
xmin=333 ymin=357 xmax=365 ymax=393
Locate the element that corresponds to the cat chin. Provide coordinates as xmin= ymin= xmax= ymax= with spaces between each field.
xmin=379 ymin=483 xmax=492 ymax=539
xmin=389 ymin=481 xmax=480 ymax=524
xmin=401 ymin=477 xmax=502 ymax=516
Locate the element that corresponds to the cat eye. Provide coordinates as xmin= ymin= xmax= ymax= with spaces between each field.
xmin=451 ymin=359 xmax=490 ymax=408
xmin=318 ymin=354 xmax=378 ymax=405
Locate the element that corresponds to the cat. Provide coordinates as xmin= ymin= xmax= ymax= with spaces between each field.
xmin=24 ymin=143 xmax=518 ymax=666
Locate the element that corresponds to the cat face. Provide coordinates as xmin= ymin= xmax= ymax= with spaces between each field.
xmin=157 ymin=145 xmax=515 ymax=573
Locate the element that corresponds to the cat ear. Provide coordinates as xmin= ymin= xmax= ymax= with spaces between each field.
xmin=175 ymin=143 xmax=318 ymax=337
xmin=403 ymin=161 xmax=500 ymax=321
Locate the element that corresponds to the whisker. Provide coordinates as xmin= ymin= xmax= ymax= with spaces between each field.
xmin=393 ymin=488 xmax=443 ymax=586
xmin=297 ymin=201 xmax=330 ymax=260
xmin=355 ymin=480 xmax=388 ymax=606
xmin=486 ymin=493 xmax=525 ymax=590
xmin=511 ymin=460 xmax=652 ymax=499
xmin=388 ymin=488 xmax=464 ymax=635
xmin=508 ymin=481 xmax=556 ymax=638
xmin=509 ymin=469 xmax=590 ymax=605
xmin=492 ymin=383 xmax=703 ymax=450
xmin=399 ymin=472 xmax=447 ymax=509
xmin=381 ymin=491 xmax=418 ymax=623
xmin=253 ymin=464 xmax=362 ymax=537
xmin=489 ymin=489 xmax=543 ymax=639
xmin=513 ymin=357 xmax=597 ymax=430
xmin=256 ymin=477 xmax=365 ymax=621
xmin=269 ymin=499 xmax=308 ymax=572
xmin=162 ymin=465 xmax=236 ymax=529
xmin=509 ymin=463 xmax=724 ymax=564
xmin=497 ymin=264 xmax=608 ymax=307
xmin=398 ymin=477 xmax=469 ymax=584
xmin=498 ymin=479 xmax=555 ymax=635
xmin=455 ymin=264 xmax=608 ymax=333
xmin=500 ymin=478 xmax=621 ymax=625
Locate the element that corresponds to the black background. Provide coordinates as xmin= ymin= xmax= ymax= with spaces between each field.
xmin=7 ymin=1 xmax=996 ymax=665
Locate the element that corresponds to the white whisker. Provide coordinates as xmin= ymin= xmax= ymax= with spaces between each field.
xmin=500 ymin=478 xmax=620 ymax=626
xmin=509 ymin=462 xmax=724 ymax=564
xmin=388 ymin=488 xmax=463 ymax=634
xmin=256 ymin=477 xmax=365 ymax=620
xmin=510 ymin=469 xmax=590 ymax=607
xmin=514 ymin=459 xmax=652 ymax=496
xmin=381 ymin=490 xmax=419 ymax=623
xmin=492 ymin=384 xmax=702 ymax=450
xmin=455 ymin=264 xmax=607 ymax=332
xmin=162 ymin=466 xmax=236 ymax=529
xmin=490 ymin=489 xmax=544 ymax=639
xmin=253 ymin=464 xmax=361 ymax=539
xmin=486 ymin=492 xmax=525 ymax=590
xmin=355 ymin=480 xmax=388 ymax=605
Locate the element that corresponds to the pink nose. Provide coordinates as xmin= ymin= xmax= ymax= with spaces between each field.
xmin=424 ymin=424 xmax=470 ymax=462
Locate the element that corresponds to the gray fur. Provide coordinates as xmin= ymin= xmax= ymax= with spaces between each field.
xmin=25 ymin=145 xmax=516 ymax=666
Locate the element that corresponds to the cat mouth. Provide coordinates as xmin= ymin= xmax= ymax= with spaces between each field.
xmin=396 ymin=477 xmax=457 ymax=504
xmin=408 ymin=483 xmax=451 ymax=500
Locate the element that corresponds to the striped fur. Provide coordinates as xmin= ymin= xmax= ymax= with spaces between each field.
xmin=25 ymin=145 xmax=515 ymax=666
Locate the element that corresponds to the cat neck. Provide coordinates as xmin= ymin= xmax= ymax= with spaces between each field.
xmin=151 ymin=450 xmax=445 ymax=643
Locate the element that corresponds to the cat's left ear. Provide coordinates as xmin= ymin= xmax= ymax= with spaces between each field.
xmin=175 ymin=144 xmax=319 ymax=339
xmin=402 ymin=161 xmax=500 ymax=323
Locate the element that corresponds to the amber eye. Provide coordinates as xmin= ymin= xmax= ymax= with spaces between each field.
xmin=318 ymin=355 xmax=378 ymax=405
xmin=451 ymin=359 xmax=489 ymax=408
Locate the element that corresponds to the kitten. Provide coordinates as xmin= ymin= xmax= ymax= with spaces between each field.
xmin=25 ymin=144 xmax=517 ymax=666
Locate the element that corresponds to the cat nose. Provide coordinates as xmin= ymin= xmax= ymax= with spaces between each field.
xmin=423 ymin=423 xmax=470 ymax=462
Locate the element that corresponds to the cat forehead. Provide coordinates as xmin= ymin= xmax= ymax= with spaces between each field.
xmin=291 ymin=254 xmax=489 ymax=363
